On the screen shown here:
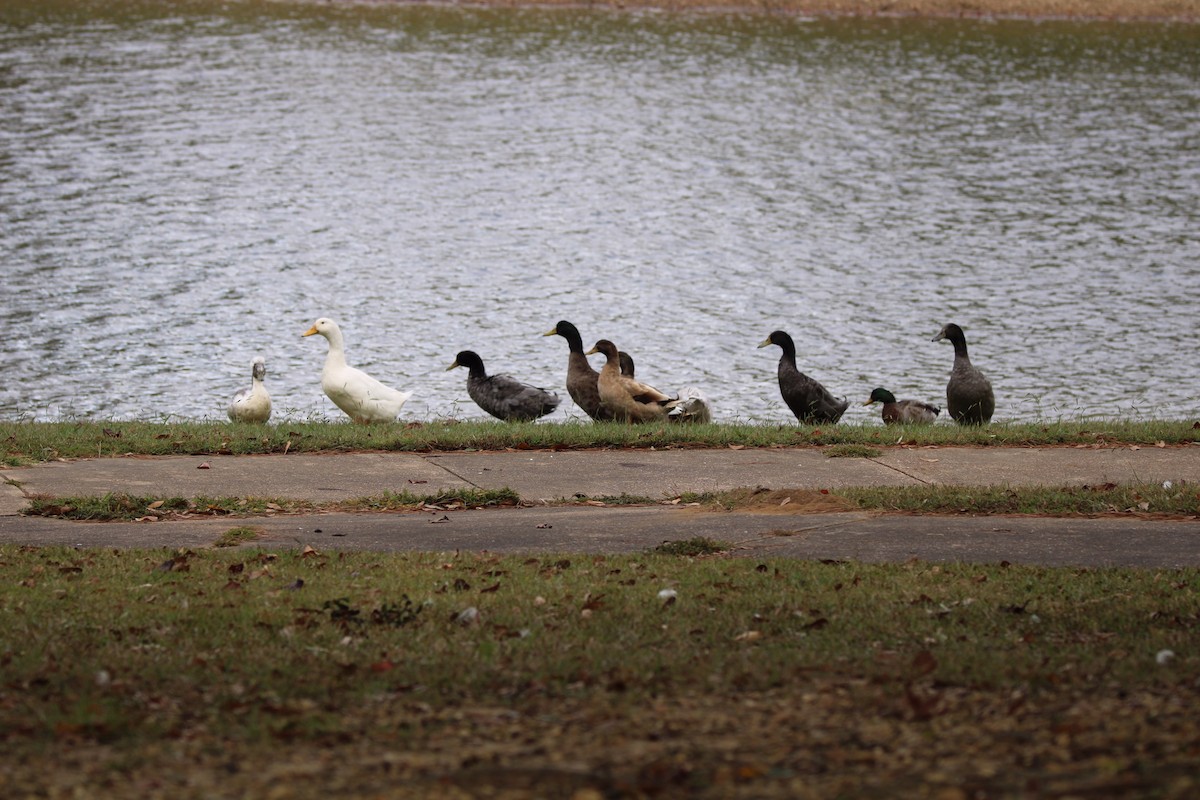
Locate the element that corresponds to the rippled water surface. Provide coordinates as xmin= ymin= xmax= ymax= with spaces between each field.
xmin=2 ymin=1 xmax=1198 ymax=424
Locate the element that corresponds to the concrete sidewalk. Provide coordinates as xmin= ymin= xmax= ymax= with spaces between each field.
xmin=4 ymin=445 xmax=1198 ymax=513
xmin=2 ymin=447 xmax=1198 ymax=567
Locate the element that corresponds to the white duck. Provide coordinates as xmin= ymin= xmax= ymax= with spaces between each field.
xmin=227 ymin=356 xmax=272 ymax=423
xmin=302 ymin=317 xmax=412 ymax=424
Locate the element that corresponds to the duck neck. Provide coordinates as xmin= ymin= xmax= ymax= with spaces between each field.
xmin=776 ymin=338 xmax=798 ymax=367
xmin=950 ymin=336 xmax=970 ymax=364
xmin=323 ymin=330 xmax=348 ymax=370
xmin=561 ymin=326 xmax=584 ymax=354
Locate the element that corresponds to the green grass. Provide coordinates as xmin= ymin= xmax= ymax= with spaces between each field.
xmin=214 ymin=526 xmax=265 ymax=548
xmin=837 ymin=482 xmax=1200 ymax=516
xmin=0 ymin=546 xmax=1196 ymax=797
xmin=2 ymin=418 xmax=1197 ymax=466
xmin=23 ymin=482 xmax=1199 ymax=521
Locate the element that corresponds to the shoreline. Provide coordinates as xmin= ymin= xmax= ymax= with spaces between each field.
xmin=360 ymin=0 xmax=1200 ymax=23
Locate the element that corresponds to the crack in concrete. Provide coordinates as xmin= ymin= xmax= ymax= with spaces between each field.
xmin=865 ymin=457 xmax=933 ymax=486
xmin=421 ymin=455 xmax=482 ymax=490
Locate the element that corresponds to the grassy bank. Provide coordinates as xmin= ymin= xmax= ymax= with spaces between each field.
xmin=1 ymin=545 xmax=1196 ymax=798
xmin=380 ymin=0 xmax=1200 ymax=22
xmin=3 ymin=418 xmax=1197 ymax=466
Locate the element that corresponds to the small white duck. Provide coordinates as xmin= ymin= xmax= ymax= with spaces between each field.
xmin=227 ymin=356 xmax=272 ymax=423
xmin=302 ymin=317 xmax=412 ymax=424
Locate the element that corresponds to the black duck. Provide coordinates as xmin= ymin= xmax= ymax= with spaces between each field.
xmin=447 ymin=350 xmax=560 ymax=422
xmin=757 ymin=330 xmax=849 ymax=424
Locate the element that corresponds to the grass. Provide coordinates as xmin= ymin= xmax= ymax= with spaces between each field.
xmin=2 ymin=418 xmax=1197 ymax=466
xmin=0 ymin=545 xmax=1196 ymax=797
xmin=214 ymin=526 xmax=265 ymax=547
xmin=838 ymin=483 xmax=1200 ymax=516
xmin=22 ymin=487 xmax=521 ymax=521
xmin=21 ymin=482 xmax=1199 ymax=521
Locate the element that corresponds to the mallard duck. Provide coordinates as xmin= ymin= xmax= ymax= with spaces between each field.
xmin=864 ymin=387 xmax=939 ymax=425
xmin=302 ymin=317 xmax=412 ymax=424
xmin=542 ymin=321 xmax=614 ymax=421
xmin=585 ymin=339 xmax=678 ymax=424
xmin=227 ymin=356 xmax=272 ymax=423
xmin=932 ymin=323 xmax=994 ymax=425
xmin=447 ymin=350 xmax=560 ymax=422
xmin=757 ymin=330 xmax=849 ymax=424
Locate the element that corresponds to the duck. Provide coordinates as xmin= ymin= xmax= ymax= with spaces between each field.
xmin=618 ymin=351 xmax=637 ymax=378
xmin=542 ymin=321 xmax=614 ymax=421
xmin=757 ymin=330 xmax=849 ymax=424
xmin=302 ymin=317 xmax=412 ymax=424
xmin=610 ymin=349 xmax=712 ymax=424
xmin=585 ymin=339 xmax=679 ymax=424
xmin=669 ymin=386 xmax=714 ymax=424
xmin=227 ymin=356 xmax=272 ymax=423
xmin=446 ymin=350 xmax=560 ymax=422
xmin=931 ymin=323 xmax=994 ymax=425
xmin=864 ymin=387 xmax=939 ymax=425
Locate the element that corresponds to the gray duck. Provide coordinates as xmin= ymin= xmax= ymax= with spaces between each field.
xmin=931 ymin=323 xmax=994 ymax=425
xmin=757 ymin=330 xmax=849 ymax=424
xmin=543 ymin=321 xmax=614 ymax=421
xmin=447 ymin=350 xmax=560 ymax=422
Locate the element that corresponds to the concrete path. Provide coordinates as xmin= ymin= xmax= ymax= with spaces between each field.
xmin=2 ymin=447 xmax=1198 ymax=567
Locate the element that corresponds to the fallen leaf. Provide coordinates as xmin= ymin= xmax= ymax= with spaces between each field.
xmin=912 ymin=649 xmax=938 ymax=676
xmin=430 ymin=515 xmax=450 ymax=524
xmin=197 ymin=461 xmax=211 ymax=470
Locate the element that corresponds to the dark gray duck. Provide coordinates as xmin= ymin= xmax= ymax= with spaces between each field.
xmin=931 ymin=323 xmax=994 ymax=425
xmin=864 ymin=388 xmax=940 ymax=425
xmin=542 ymin=321 xmax=614 ymax=421
xmin=757 ymin=330 xmax=849 ymax=424
xmin=447 ymin=350 xmax=560 ymax=422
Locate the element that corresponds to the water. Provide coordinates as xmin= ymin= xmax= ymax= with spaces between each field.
xmin=2 ymin=2 xmax=1198 ymax=424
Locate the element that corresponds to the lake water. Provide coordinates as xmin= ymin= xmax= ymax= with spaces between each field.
xmin=2 ymin=2 xmax=1198 ymax=425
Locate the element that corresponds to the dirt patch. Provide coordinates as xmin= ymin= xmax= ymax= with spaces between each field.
xmin=717 ymin=487 xmax=856 ymax=514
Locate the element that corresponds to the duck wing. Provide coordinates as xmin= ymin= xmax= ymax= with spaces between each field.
xmin=779 ymin=363 xmax=847 ymax=424
xmin=469 ymin=374 xmax=560 ymax=422
xmin=565 ymin=352 xmax=610 ymax=420
xmin=893 ymin=399 xmax=940 ymax=424
xmin=324 ymin=365 xmax=412 ymax=423
xmin=947 ymin=365 xmax=994 ymax=425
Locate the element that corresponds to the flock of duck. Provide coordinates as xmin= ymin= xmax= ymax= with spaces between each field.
xmin=227 ymin=318 xmax=996 ymax=429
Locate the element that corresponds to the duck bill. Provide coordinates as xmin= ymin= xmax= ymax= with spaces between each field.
xmin=542 ymin=327 xmax=558 ymax=337
xmin=756 ymin=338 xmax=771 ymax=348
xmin=445 ymin=360 xmax=461 ymax=371
xmin=302 ymin=326 xmax=318 ymax=337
